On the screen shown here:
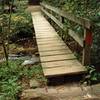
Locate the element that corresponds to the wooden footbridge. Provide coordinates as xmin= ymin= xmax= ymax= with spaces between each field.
xmin=31 ymin=3 xmax=93 ymax=77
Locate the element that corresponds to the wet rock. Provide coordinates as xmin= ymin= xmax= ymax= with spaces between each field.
xmin=31 ymin=55 xmax=39 ymax=62
xmin=30 ymin=79 xmax=40 ymax=88
xmin=22 ymin=55 xmax=39 ymax=66
xmin=22 ymin=60 xmax=36 ymax=66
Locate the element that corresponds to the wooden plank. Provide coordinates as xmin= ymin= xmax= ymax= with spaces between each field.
xmin=40 ymin=54 xmax=76 ymax=62
xmin=37 ymin=37 xmax=60 ymax=41
xmin=36 ymin=36 xmax=59 ymax=39
xmin=35 ymin=29 xmax=55 ymax=33
xmin=34 ymin=25 xmax=51 ymax=28
xmin=33 ymin=21 xmax=49 ymax=23
xmin=36 ymin=33 xmax=58 ymax=37
xmin=42 ymin=59 xmax=83 ymax=68
xmin=35 ymin=28 xmax=54 ymax=32
xmin=36 ymin=33 xmax=56 ymax=36
xmin=38 ymin=43 xmax=66 ymax=47
xmin=34 ymin=26 xmax=53 ymax=29
xmin=38 ymin=45 xmax=69 ymax=52
xmin=35 ymin=34 xmax=58 ymax=38
xmin=36 ymin=32 xmax=57 ymax=35
xmin=41 ymin=3 xmax=91 ymax=29
xmin=37 ymin=40 xmax=64 ymax=45
xmin=36 ymin=35 xmax=58 ymax=39
xmin=37 ymin=37 xmax=62 ymax=43
xmin=43 ymin=65 xmax=86 ymax=77
xmin=39 ymin=49 xmax=72 ymax=56
xmin=38 ymin=40 xmax=63 ymax=45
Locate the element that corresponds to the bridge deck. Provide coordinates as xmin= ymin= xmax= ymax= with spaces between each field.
xmin=32 ymin=12 xmax=86 ymax=77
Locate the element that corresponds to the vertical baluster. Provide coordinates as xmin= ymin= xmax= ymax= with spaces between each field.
xmin=59 ymin=16 xmax=64 ymax=38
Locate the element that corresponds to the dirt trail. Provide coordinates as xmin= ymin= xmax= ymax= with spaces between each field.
xmin=26 ymin=6 xmax=41 ymax=12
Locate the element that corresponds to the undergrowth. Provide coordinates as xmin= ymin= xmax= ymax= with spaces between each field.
xmin=0 ymin=60 xmax=45 ymax=100
xmin=81 ymin=66 xmax=100 ymax=85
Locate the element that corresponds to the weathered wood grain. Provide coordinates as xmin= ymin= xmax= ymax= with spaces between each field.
xmin=32 ymin=12 xmax=86 ymax=77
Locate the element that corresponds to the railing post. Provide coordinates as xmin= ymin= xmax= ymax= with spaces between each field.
xmin=60 ymin=16 xmax=64 ymax=23
xmin=48 ymin=10 xmax=53 ymax=24
xmin=82 ymin=28 xmax=93 ymax=66
xmin=59 ymin=16 xmax=64 ymax=38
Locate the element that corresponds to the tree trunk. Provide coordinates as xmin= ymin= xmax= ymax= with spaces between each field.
xmin=2 ymin=39 xmax=9 ymax=66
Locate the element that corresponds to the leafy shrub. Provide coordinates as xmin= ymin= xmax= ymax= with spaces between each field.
xmin=0 ymin=61 xmax=22 ymax=100
xmin=0 ymin=60 xmax=44 ymax=100
xmin=82 ymin=66 xmax=100 ymax=85
xmin=10 ymin=11 xmax=33 ymax=42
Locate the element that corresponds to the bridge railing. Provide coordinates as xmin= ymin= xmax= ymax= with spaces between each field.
xmin=40 ymin=3 xmax=93 ymax=66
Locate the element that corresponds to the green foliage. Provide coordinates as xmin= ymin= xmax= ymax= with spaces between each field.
xmin=0 ymin=60 xmax=44 ymax=100
xmin=16 ymin=0 xmax=28 ymax=12
xmin=22 ymin=64 xmax=47 ymax=84
xmin=0 ymin=61 xmax=22 ymax=100
xmin=0 ymin=78 xmax=21 ymax=100
xmin=91 ymin=25 xmax=100 ymax=64
xmin=30 ymin=65 xmax=47 ymax=83
xmin=0 ymin=14 xmax=9 ymax=38
xmin=0 ymin=0 xmax=32 ymax=40
xmin=10 ymin=11 xmax=33 ymax=40
xmin=42 ymin=0 xmax=100 ymax=18
xmin=82 ymin=66 xmax=100 ymax=85
xmin=0 ymin=0 xmax=33 ymax=65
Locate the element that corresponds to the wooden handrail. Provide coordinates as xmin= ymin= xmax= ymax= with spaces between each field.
xmin=40 ymin=3 xmax=93 ymax=66
xmin=41 ymin=8 xmax=83 ymax=47
xmin=41 ymin=8 xmax=64 ymax=29
xmin=41 ymin=3 xmax=91 ymax=29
